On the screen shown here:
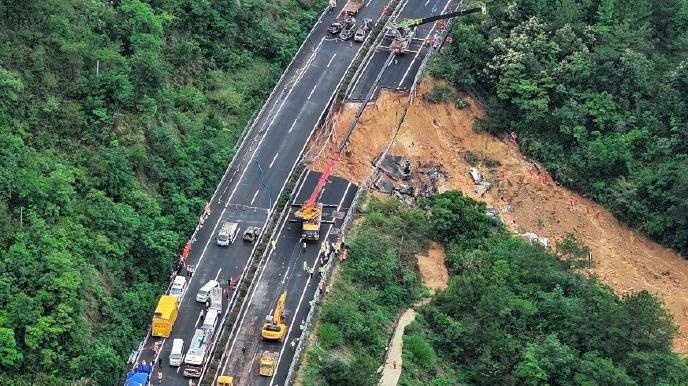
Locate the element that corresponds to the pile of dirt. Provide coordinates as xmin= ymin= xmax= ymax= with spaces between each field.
xmin=416 ymin=242 xmax=448 ymax=292
xmin=306 ymin=78 xmax=688 ymax=353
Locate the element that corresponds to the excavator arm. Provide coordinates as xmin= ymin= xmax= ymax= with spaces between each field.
xmin=273 ymin=292 xmax=287 ymax=324
xmin=392 ymin=5 xmax=485 ymax=30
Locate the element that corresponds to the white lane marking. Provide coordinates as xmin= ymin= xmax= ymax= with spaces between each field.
xmin=269 ymin=181 xmax=353 ymax=386
xmin=288 ymin=119 xmax=298 ymax=133
xmin=307 ymin=80 xmax=319 ymax=100
xmin=265 ymin=37 xmax=326 ymax=132
xmin=269 ymin=152 xmax=279 ymax=169
xmin=326 ymin=54 xmax=337 ymax=68
xmin=214 ymin=268 xmax=223 ymax=281
xmin=425 ymin=0 xmax=430 ymax=5
xmin=222 ymin=36 xmax=326 ymax=212
xmin=137 ymin=0 xmax=352 ymax=369
xmin=215 ymin=3 xmax=373 ymax=375
xmin=220 ymin=171 xmax=312 ymax=374
xmin=398 ymin=0 xmax=452 ymax=88
xmin=348 ymin=51 xmax=380 ymax=98
xmin=250 ymin=190 xmax=260 ymax=205
xmin=231 ymin=228 xmax=241 ymax=244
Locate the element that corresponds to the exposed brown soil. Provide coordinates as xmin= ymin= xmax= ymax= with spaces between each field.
xmin=416 ymin=242 xmax=448 ymax=292
xmin=306 ymin=78 xmax=688 ymax=353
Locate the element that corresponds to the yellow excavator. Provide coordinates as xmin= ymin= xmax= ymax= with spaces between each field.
xmin=261 ymin=292 xmax=287 ymax=341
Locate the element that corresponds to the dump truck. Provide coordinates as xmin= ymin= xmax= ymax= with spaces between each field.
xmin=152 ymin=295 xmax=179 ymax=338
xmin=328 ymin=0 xmax=362 ymax=36
xmin=342 ymin=0 xmax=363 ymax=16
xmin=261 ymin=292 xmax=287 ymax=341
xmin=259 ymin=351 xmax=279 ymax=376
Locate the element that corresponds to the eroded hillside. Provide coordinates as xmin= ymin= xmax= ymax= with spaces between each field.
xmin=308 ymin=79 xmax=688 ymax=353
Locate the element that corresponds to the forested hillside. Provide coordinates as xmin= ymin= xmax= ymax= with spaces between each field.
xmin=0 ymin=0 xmax=324 ymax=384
xmin=430 ymin=0 xmax=688 ymax=256
xmin=299 ymin=193 xmax=688 ymax=386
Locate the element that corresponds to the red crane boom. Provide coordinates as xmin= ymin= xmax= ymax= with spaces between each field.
xmin=305 ymin=153 xmax=341 ymax=208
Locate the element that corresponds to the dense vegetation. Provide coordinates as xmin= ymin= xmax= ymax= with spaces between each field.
xmin=299 ymin=197 xmax=426 ymax=385
xmin=300 ymin=192 xmax=688 ymax=385
xmin=401 ymin=195 xmax=688 ymax=386
xmin=430 ymin=0 xmax=688 ymax=256
xmin=0 ymin=0 xmax=324 ymax=384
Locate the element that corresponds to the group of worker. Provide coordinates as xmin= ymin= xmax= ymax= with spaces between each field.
xmin=301 ymin=239 xmax=342 ymax=279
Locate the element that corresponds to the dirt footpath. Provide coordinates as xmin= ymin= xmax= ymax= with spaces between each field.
xmin=379 ymin=243 xmax=448 ymax=386
xmin=307 ymin=79 xmax=688 ymax=353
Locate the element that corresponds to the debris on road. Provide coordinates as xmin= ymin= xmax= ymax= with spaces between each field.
xmin=372 ymin=154 xmax=448 ymax=204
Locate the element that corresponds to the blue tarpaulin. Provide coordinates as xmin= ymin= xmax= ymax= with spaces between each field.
xmin=124 ymin=364 xmax=152 ymax=386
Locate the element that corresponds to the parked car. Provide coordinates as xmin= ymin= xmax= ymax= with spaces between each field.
xmin=354 ymin=18 xmax=373 ymax=42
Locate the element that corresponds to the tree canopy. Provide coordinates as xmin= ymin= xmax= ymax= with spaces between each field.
xmin=430 ymin=0 xmax=688 ymax=257
xmin=0 ymin=0 xmax=325 ymax=384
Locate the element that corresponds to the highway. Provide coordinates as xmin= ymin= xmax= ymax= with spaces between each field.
xmin=348 ymin=0 xmax=462 ymax=100
xmin=214 ymin=171 xmax=356 ymax=385
xmin=130 ymin=1 xmax=390 ymax=385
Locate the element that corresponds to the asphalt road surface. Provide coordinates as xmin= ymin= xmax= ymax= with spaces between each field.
xmin=348 ymin=0 xmax=461 ymax=100
xmin=129 ymin=1 xmax=390 ymax=385
xmin=214 ymin=172 xmax=357 ymax=386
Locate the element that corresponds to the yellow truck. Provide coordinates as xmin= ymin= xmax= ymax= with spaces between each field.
xmin=152 ymin=295 xmax=179 ymax=337
xmin=295 ymin=204 xmax=323 ymax=241
xmin=259 ymin=351 xmax=279 ymax=376
xmin=217 ymin=375 xmax=234 ymax=386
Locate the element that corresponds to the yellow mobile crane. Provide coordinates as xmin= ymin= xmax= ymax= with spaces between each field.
xmin=293 ymin=153 xmax=340 ymax=241
xmin=261 ymin=292 xmax=287 ymax=341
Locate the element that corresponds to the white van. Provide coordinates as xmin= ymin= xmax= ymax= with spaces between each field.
xmin=196 ymin=280 xmax=219 ymax=302
xmin=202 ymin=309 xmax=219 ymax=334
xmin=209 ymin=287 xmax=223 ymax=312
xmin=216 ymin=222 xmax=239 ymax=246
xmin=169 ymin=338 xmax=184 ymax=367
xmin=169 ymin=276 xmax=187 ymax=299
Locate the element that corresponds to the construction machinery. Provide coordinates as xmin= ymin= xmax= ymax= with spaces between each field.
xmin=258 ymin=351 xmax=279 ymax=376
xmin=261 ymin=292 xmax=287 ymax=341
xmin=388 ymin=5 xmax=485 ymax=54
xmin=293 ymin=153 xmax=341 ymax=241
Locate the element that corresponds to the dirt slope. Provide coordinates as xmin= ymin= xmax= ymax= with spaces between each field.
xmin=416 ymin=241 xmax=448 ymax=292
xmin=307 ymin=79 xmax=688 ymax=353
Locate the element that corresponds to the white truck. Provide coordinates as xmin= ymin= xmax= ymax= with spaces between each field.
xmin=183 ymin=329 xmax=209 ymax=378
xmin=209 ymin=286 xmax=223 ymax=312
xmin=216 ymin=222 xmax=239 ymax=246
